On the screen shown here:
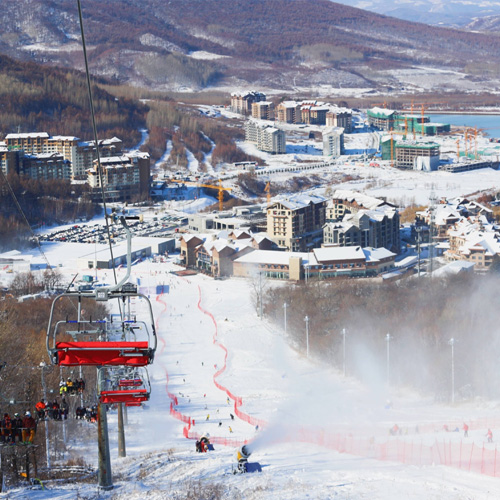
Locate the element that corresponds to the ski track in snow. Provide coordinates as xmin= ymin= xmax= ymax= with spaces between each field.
xmin=155 ymin=140 xmax=172 ymax=169
xmin=201 ymin=133 xmax=216 ymax=175
xmin=185 ymin=148 xmax=199 ymax=173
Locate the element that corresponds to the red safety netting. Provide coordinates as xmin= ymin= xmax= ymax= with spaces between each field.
xmin=291 ymin=426 xmax=500 ymax=477
xmin=197 ymin=285 xmax=267 ymax=429
xmin=55 ymin=341 xmax=151 ymax=366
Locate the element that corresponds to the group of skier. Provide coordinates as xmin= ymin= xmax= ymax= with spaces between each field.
xmin=75 ymin=405 xmax=98 ymax=422
xmin=59 ymin=378 xmax=86 ymax=396
xmin=0 ymin=411 xmax=37 ymax=444
xmin=35 ymin=398 xmax=69 ymax=421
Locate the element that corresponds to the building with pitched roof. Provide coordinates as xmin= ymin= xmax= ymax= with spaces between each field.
xmin=323 ymin=190 xmax=400 ymax=253
xmin=231 ymin=91 xmax=266 ymax=114
xmin=267 ymin=193 xmax=327 ymax=252
xmin=4 ymin=132 xmax=123 ymax=179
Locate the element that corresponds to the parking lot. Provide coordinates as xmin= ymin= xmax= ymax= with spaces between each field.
xmin=38 ymin=214 xmax=187 ymax=244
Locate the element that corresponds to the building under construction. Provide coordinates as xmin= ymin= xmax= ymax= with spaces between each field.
xmin=439 ymin=159 xmax=499 ymax=173
xmin=369 ymin=108 xmax=451 ymax=136
xmin=367 ymin=107 xmax=397 ymax=130
xmin=395 ymin=141 xmax=440 ymax=170
xmin=381 ymin=137 xmax=440 ymax=170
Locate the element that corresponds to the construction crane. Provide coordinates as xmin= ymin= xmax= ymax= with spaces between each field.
xmin=400 ymin=101 xmax=448 ymax=138
xmin=169 ymin=178 xmax=232 ymax=211
xmin=264 ymin=181 xmax=271 ymax=206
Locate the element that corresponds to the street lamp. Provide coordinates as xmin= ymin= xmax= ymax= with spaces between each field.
xmin=385 ymin=334 xmax=392 ymax=387
xmin=259 ymin=271 xmax=263 ymax=319
xmin=304 ymin=316 xmax=310 ymax=358
xmin=341 ymin=328 xmax=347 ymax=377
xmin=283 ymin=302 xmax=288 ymax=335
xmin=449 ymin=338 xmax=456 ymax=404
xmin=415 ymin=226 xmax=422 ymax=277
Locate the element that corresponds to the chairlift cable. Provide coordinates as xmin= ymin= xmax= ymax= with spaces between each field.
xmin=76 ymin=0 xmax=122 ymax=319
xmin=0 ymin=168 xmax=51 ymax=269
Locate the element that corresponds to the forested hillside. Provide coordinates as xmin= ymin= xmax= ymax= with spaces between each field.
xmin=0 ymin=54 xmax=147 ymax=146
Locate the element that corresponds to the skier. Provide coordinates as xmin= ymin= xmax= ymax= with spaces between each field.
xmin=487 ymin=429 xmax=493 ymax=443
xmin=61 ymin=398 xmax=69 ymax=420
xmin=1 ymin=413 xmax=12 ymax=443
xmin=200 ymin=434 xmax=211 ymax=452
xmin=59 ymin=380 xmax=67 ymax=396
xmin=12 ymin=413 xmax=23 ymax=443
xmin=463 ymin=423 xmax=469 ymax=437
xmin=35 ymin=399 xmax=47 ymax=420
xmin=22 ymin=411 xmax=36 ymax=444
xmin=229 ymin=426 xmax=233 ymax=433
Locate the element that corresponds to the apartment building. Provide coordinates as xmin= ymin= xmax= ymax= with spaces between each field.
xmin=275 ymin=101 xmax=301 ymax=123
xmin=395 ymin=141 xmax=440 ymax=170
xmin=4 ymin=132 xmax=123 ymax=179
xmin=244 ymin=120 xmax=286 ymax=154
xmin=230 ymin=91 xmax=266 ymax=114
xmin=4 ymin=132 xmax=50 ymax=154
xmin=87 ymin=152 xmax=150 ymax=201
xmin=324 ymin=190 xmax=400 ymax=253
xmin=251 ymin=101 xmax=274 ymax=120
xmin=0 ymin=147 xmax=21 ymax=175
xmin=300 ymin=104 xmax=329 ymax=125
xmin=323 ymin=210 xmax=400 ymax=253
xmin=322 ymin=127 xmax=344 ymax=157
xmin=367 ymin=107 xmax=397 ymax=130
xmin=326 ymin=108 xmax=353 ymax=133
xmin=267 ymin=193 xmax=327 ymax=251
xmin=21 ymin=153 xmax=72 ymax=181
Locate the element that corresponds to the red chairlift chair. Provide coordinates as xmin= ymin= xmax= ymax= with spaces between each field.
xmin=99 ymin=389 xmax=149 ymax=404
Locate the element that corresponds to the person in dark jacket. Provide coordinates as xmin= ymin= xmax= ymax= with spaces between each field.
xmin=1 ymin=413 xmax=12 ymax=443
xmin=22 ymin=411 xmax=36 ymax=443
xmin=12 ymin=413 xmax=23 ymax=443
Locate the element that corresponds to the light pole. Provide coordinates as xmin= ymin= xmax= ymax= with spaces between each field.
xmin=385 ymin=334 xmax=392 ymax=387
xmin=259 ymin=271 xmax=263 ymax=319
xmin=415 ymin=226 xmax=422 ymax=278
xmin=283 ymin=302 xmax=288 ymax=335
xmin=449 ymin=338 xmax=456 ymax=404
xmin=304 ymin=316 xmax=309 ymax=358
xmin=39 ymin=362 xmax=51 ymax=469
xmin=341 ymin=328 xmax=347 ymax=377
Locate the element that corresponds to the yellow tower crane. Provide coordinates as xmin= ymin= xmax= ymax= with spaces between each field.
xmin=169 ymin=178 xmax=232 ymax=211
xmin=264 ymin=181 xmax=271 ymax=206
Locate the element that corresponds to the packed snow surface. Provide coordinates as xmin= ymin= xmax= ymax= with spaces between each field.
xmin=4 ymin=250 xmax=500 ymax=499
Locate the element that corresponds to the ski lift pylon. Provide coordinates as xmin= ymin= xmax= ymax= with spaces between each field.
xmin=46 ymin=216 xmax=157 ymax=368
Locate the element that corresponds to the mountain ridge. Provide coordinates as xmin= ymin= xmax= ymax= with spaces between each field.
xmin=2 ymin=0 xmax=500 ymax=93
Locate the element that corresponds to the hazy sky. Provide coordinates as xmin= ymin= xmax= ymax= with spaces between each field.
xmin=330 ymin=0 xmax=500 ymax=25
